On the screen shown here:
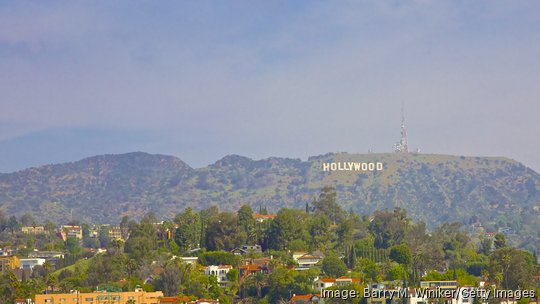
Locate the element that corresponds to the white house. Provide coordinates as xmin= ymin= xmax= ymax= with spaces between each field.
xmin=205 ymin=265 xmax=232 ymax=287
xmin=179 ymin=257 xmax=198 ymax=265
xmin=20 ymin=258 xmax=46 ymax=270
xmin=313 ymin=278 xmax=337 ymax=292
xmin=296 ymin=254 xmax=323 ymax=269
xmin=313 ymin=276 xmax=361 ymax=292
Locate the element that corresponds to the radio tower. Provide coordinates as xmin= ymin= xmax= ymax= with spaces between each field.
xmin=393 ymin=104 xmax=409 ymax=153
xmin=400 ymin=105 xmax=409 ymax=153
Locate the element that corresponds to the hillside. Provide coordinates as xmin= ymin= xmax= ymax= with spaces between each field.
xmin=1 ymin=152 xmax=540 ymax=250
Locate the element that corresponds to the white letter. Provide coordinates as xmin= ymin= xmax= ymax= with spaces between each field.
xmin=364 ymin=288 xmax=371 ymax=298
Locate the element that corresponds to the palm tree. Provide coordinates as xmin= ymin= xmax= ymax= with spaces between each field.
xmin=242 ymin=271 xmax=266 ymax=299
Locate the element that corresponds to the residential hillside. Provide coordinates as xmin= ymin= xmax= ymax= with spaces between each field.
xmin=1 ymin=152 xmax=539 ymax=250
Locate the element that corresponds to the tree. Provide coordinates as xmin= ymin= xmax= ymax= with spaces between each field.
xmin=174 ymin=207 xmax=202 ymax=252
xmin=312 ymin=186 xmax=345 ymax=224
xmin=19 ymin=213 xmax=36 ymax=226
xmin=488 ymin=247 xmax=534 ymax=289
xmin=355 ymin=258 xmax=379 ymax=283
xmin=389 ymin=244 xmax=412 ymax=265
xmin=124 ymin=219 xmax=156 ymax=262
xmin=337 ymin=218 xmax=354 ymax=251
xmin=322 ymin=254 xmax=348 ymax=277
xmin=387 ymin=264 xmax=408 ymax=281
xmin=245 ymin=271 xmax=267 ymax=298
xmin=98 ymin=226 xmax=111 ymax=248
xmin=268 ymin=209 xmax=308 ymax=250
xmin=85 ymin=254 xmax=123 ymax=286
xmin=205 ymin=212 xmax=245 ymax=251
xmin=7 ymin=216 xmax=19 ymax=234
xmin=174 ymin=227 xmax=191 ymax=253
xmin=154 ymin=261 xmax=183 ymax=296
xmin=369 ymin=208 xmax=409 ymax=249
xmin=225 ymin=268 xmax=239 ymax=297
xmin=237 ymin=205 xmax=256 ymax=244
xmin=0 ymin=272 xmax=17 ymax=303
xmin=479 ymin=238 xmax=493 ymax=255
xmin=120 ymin=216 xmax=130 ymax=239
xmin=267 ymin=267 xmax=295 ymax=303
xmin=494 ymin=233 xmax=506 ymax=249
xmin=124 ymin=234 xmax=153 ymax=263
xmin=307 ymin=213 xmax=332 ymax=251
xmin=0 ymin=209 xmax=8 ymax=232
xmin=208 ymin=274 xmax=222 ymax=299
xmin=198 ymin=251 xmax=241 ymax=267
xmin=65 ymin=236 xmax=82 ymax=255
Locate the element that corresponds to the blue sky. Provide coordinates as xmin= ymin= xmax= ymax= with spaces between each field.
xmin=1 ymin=1 xmax=540 ymax=172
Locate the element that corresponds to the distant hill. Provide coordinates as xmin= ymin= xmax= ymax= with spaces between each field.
xmin=1 ymin=151 xmax=540 ymax=250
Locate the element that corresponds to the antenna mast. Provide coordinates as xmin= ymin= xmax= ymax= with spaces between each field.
xmin=400 ymin=104 xmax=409 ymax=153
xmin=393 ymin=104 xmax=409 ymax=153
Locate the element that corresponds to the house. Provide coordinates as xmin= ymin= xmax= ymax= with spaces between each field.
xmin=242 ymin=257 xmax=273 ymax=273
xmin=249 ymin=257 xmax=272 ymax=266
xmin=28 ymin=251 xmax=64 ymax=267
xmin=35 ymin=290 xmax=164 ymax=304
xmin=109 ymin=226 xmax=124 ymax=240
xmin=59 ymin=225 xmax=83 ymax=241
xmin=0 ymin=247 xmax=14 ymax=256
xmin=420 ymin=280 xmax=458 ymax=289
xmin=21 ymin=226 xmax=45 ymax=235
xmin=205 ymin=265 xmax=232 ymax=287
xmin=231 ymin=244 xmax=262 ymax=255
xmin=20 ymin=258 xmax=46 ymax=271
xmin=295 ymin=254 xmax=323 ymax=269
xmin=253 ymin=213 xmax=277 ymax=222
xmin=160 ymin=295 xmax=192 ymax=303
xmin=239 ymin=264 xmax=263 ymax=278
xmin=289 ymin=293 xmax=321 ymax=303
xmin=313 ymin=278 xmax=337 ymax=292
xmin=292 ymin=251 xmax=308 ymax=260
xmin=408 ymin=288 xmax=429 ymax=304
xmin=335 ymin=276 xmax=361 ymax=286
xmin=28 ymin=251 xmax=64 ymax=259
xmin=313 ymin=276 xmax=361 ymax=292
xmin=179 ymin=256 xmax=198 ymax=265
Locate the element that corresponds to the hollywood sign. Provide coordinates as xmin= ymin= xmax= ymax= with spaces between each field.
xmin=322 ymin=162 xmax=384 ymax=172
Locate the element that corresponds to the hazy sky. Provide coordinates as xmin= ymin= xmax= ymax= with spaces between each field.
xmin=1 ymin=1 xmax=540 ymax=173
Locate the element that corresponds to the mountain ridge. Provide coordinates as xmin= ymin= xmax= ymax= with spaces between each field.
xmin=1 ymin=151 xmax=539 ymax=251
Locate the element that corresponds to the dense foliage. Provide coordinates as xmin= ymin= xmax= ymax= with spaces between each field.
xmin=1 ymin=187 xmax=539 ymax=303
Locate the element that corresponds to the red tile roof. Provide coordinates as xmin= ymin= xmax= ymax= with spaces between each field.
xmin=253 ymin=213 xmax=277 ymax=219
xmin=240 ymin=264 xmax=262 ymax=271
